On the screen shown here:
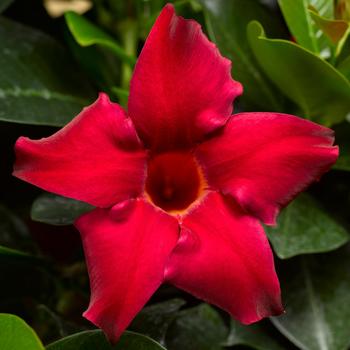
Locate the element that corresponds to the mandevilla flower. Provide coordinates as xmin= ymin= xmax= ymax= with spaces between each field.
xmin=13 ymin=4 xmax=338 ymax=343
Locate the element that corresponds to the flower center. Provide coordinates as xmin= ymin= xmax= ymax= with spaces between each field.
xmin=145 ymin=152 xmax=207 ymax=214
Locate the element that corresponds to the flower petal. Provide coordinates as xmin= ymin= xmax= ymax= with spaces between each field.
xmin=13 ymin=93 xmax=147 ymax=208
xmin=75 ymin=199 xmax=179 ymax=343
xmin=165 ymin=192 xmax=283 ymax=324
xmin=196 ymin=113 xmax=338 ymax=225
xmin=128 ymin=4 xmax=242 ymax=151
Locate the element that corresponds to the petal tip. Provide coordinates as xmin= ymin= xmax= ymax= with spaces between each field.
xmin=82 ymin=308 xmax=122 ymax=345
xmin=97 ymin=92 xmax=111 ymax=104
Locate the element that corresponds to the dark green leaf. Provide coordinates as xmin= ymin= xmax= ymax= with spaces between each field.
xmin=165 ymin=304 xmax=227 ymax=350
xmin=0 ymin=0 xmax=13 ymax=12
xmin=46 ymin=330 xmax=166 ymax=350
xmin=64 ymin=27 xmax=121 ymax=93
xmin=247 ymin=20 xmax=350 ymax=125
xmin=278 ymin=0 xmax=319 ymax=53
xmin=0 ymin=204 xmax=28 ymax=247
xmin=0 ymin=16 xmax=95 ymax=126
xmin=272 ymin=247 xmax=350 ymax=350
xmin=333 ymin=121 xmax=350 ymax=171
xmin=226 ymin=319 xmax=285 ymax=350
xmin=65 ymin=12 xmax=136 ymax=66
xmin=130 ymin=299 xmax=185 ymax=344
xmin=0 ymin=204 xmax=42 ymax=264
xmin=334 ymin=155 xmax=350 ymax=171
xmin=31 ymin=193 xmax=93 ymax=226
xmin=0 ymin=245 xmax=42 ymax=264
xmin=266 ymin=194 xmax=349 ymax=259
xmin=0 ymin=313 xmax=44 ymax=350
xmin=199 ymin=0 xmax=285 ymax=111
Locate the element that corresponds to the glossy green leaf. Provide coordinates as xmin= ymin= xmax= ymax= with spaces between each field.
xmin=165 ymin=304 xmax=227 ymax=350
xmin=271 ymin=247 xmax=350 ymax=350
xmin=0 ymin=16 xmax=95 ymax=126
xmin=0 ymin=313 xmax=44 ymax=350
xmin=226 ymin=319 xmax=285 ymax=350
xmin=65 ymin=12 xmax=136 ymax=66
xmin=248 ymin=21 xmax=350 ymax=125
xmin=0 ymin=0 xmax=13 ymax=12
xmin=266 ymin=194 xmax=349 ymax=259
xmin=31 ymin=193 xmax=93 ymax=226
xmin=46 ymin=330 xmax=166 ymax=350
xmin=278 ymin=0 xmax=319 ymax=53
xmin=198 ymin=0 xmax=285 ymax=111
xmin=130 ymin=299 xmax=185 ymax=344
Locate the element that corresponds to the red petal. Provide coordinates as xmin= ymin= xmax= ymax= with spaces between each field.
xmin=75 ymin=199 xmax=179 ymax=343
xmin=128 ymin=4 xmax=242 ymax=151
xmin=165 ymin=192 xmax=283 ymax=324
xmin=196 ymin=113 xmax=338 ymax=225
xmin=13 ymin=93 xmax=147 ymax=208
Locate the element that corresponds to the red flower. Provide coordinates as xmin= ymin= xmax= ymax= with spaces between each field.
xmin=13 ymin=4 xmax=338 ymax=343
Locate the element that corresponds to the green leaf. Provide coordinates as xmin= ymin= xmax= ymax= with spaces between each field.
xmin=278 ymin=0 xmax=319 ymax=53
xmin=46 ymin=330 xmax=166 ymax=350
xmin=337 ymin=54 xmax=350 ymax=80
xmin=64 ymin=27 xmax=121 ymax=93
xmin=266 ymin=194 xmax=349 ymax=259
xmin=198 ymin=0 xmax=285 ymax=111
xmin=0 ymin=204 xmax=42 ymax=264
xmin=226 ymin=319 xmax=285 ymax=350
xmin=333 ymin=121 xmax=350 ymax=171
xmin=0 ymin=16 xmax=95 ymax=126
xmin=0 ymin=204 xmax=28 ymax=246
xmin=31 ymin=193 xmax=93 ymax=226
xmin=0 ymin=313 xmax=44 ymax=350
xmin=271 ymin=247 xmax=350 ymax=350
xmin=130 ymin=299 xmax=185 ymax=344
xmin=0 ymin=245 xmax=42 ymax=264
xmin=278 ymin=0 xmax=334 ymax=57
xmin=334 ymin=151 xmax=350 ymax=171
xmin=165 ymin=304 xmax=227 ymax=350
xmin=65 ymin=12 xmax=136 ymax=66
xmin=247 ymin=20 xmax=350 ymax=125
xmin=309 ymin=8 xmax=350 ymax=56
xmin=111 ymin=86 xmax=129 ymax=107
xmin=0 ymin=0 xmax=13 ymax=12
xmin=311 ymin=0 xmax=334 ymax=18
xmin=334 ymin=155 xmax=350 ymax=171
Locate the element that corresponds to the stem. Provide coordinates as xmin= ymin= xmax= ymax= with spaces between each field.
xmin=118 ymin=19 xmax=138 ymax=92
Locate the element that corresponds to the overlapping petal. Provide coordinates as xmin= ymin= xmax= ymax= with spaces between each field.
xmin=128 ymin=4 xmax=242 ymax=151
xmin=13 ymin=93 xmax=147 ymax=207
xmin=165 ymin=192 xmax=283 ymax=324
xmin=75 ymin=198 xmax=179 ymax=343
xmin=195 ymin=113 xmax=338 ymax=225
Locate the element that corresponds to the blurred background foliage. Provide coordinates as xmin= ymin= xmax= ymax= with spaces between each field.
xmin=1 ymin=0 xmax=350 ymax=349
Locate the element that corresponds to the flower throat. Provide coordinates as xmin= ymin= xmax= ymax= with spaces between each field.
xmin=145 ymin=152 xmax=207 ymax=214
